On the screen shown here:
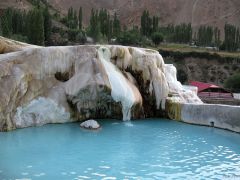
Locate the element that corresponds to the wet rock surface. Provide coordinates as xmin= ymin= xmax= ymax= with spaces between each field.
xmin=80 ymin=120 xmax=100 ymax=130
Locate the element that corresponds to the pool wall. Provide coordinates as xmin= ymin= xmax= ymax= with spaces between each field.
xmin=167 ymin=102 xmax=240 ymax=133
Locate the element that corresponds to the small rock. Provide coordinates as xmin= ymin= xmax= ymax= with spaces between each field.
xmin=80 ymin=120 xmax=100 ymax=130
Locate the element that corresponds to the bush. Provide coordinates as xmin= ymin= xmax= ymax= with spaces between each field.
xmin=224 ymin=73 xmax=240 ymax=92
xmin=11 ymin=34 xmax=28 ymax=43
xmin=177 ymin=69 xmax=188 ymax=84
xmin=76 ymin=31 xmax=87 ymax=44
xmin=68 ymin=29 xmax=78 ymax=41
xmin=117 ymin=29 xmax=141 ymax=46
xmin=151 ymin=32 xmax=163 ymax=46
xmin=158 ymin=49 xmax=240 ymax=63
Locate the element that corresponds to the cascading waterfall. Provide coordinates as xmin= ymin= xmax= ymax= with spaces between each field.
xmin=98 ymin=47 xmax=135 ymax=121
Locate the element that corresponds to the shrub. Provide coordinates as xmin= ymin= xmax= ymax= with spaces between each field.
xmin=224 ymin=73 xmax=240 ymax=92
xmin=151 ymin=32 xmax=163 ymax=46
xmin=117 ymin=29 xmax=141 ymax=46
xmin=177 ymin=69 xmax=188 ymax=84
xmin=68 ymin=29 xmax=78 ymax=41
xmin=11 ymin=34 xmax=28 ymax=43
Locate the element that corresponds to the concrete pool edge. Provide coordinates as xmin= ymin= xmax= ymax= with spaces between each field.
xmin=167 ymin=102 xmax=240 ymax=133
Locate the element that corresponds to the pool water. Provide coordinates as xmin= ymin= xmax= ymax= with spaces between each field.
xmin=0 ymin=119 xmax=240 ymax=180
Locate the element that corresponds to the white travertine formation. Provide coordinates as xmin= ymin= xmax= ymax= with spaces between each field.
xmin=14 ymin=97 xmax=71 ymax=128
xmin=109 ymin=46 xmax=169 ymax=109
xmin=0 ymin=37 xmax=202 ymax=131
xmin=164 ymin=64 xmax=202 ymax=104
xmin=234 ymin=94 xmax=240 ymax=100
xmin=98 ymin=47 xmax=136 ymax=121
xmin=0 ymin=36 xmax=38 ymax=54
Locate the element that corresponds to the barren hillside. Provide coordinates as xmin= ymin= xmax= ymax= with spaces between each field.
xmin=1 ymin=0 xmax=240 ymax=33
xmin=47 ymin=0 xmax=240 ymax=31
xmin=0 ymin=0 xmax=32 ymax=11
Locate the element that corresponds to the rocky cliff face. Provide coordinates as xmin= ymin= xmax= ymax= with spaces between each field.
xmin=161 ymin=50 xmax=240 ymax=86
xmin=0 ymin=37 xmax=202 ymax=131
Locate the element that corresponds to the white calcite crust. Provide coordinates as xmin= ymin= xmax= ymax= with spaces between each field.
xmin=0 ymin=37 xmax=202 ymax=131
xmin=80 ymin=120 xmax=100 ymax=129
xmin=14 ymin=97 xmax=71 ymax=128
xmin=109 ymin=46 xmax=169 ymax=109
xmin=164 ymin=64 xmax=203 ymax=105
xmin=98 ymin=47 xmax=136 ymax=121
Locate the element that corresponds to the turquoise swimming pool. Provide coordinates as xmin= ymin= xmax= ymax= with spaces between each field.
xmin=0 ymin=119 xmax=240 ymax=180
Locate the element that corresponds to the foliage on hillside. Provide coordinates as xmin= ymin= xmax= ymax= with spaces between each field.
xmin=151 ymin=32 xmax=164 ymax=46
xmin=0 ymin=5 xmax=51 ymax=45
xmin=224 ymin=73 xmax=240 ymax=92
xmin=0 ymin=1 xmax=240 ymax=51
xmin=159 ymin=48 xmax=240 ymax=62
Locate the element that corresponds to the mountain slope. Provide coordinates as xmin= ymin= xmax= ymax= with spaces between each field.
xmin=48 ymin=0 xmax=240 ymax=32
xmin=1 ymin=0 xmax=240 ymax=34
xmin=0 ymin=0 xmax=32 ymax=11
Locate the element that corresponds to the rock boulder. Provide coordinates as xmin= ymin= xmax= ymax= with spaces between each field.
xmin=80 ymin=120 xmax=100 ymax=130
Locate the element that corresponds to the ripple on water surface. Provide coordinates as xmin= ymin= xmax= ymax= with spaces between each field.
xmin=0 ymin=119 xmax=240 ymax=180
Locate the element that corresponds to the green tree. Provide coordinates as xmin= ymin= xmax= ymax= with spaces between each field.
xmin=141 ymin=10 xmax=152 ymax=36
xmin=152 ymin=16 xmax=159 ymax=33
xmin=12 ymin=9 xmax=23 ymax=34
xmin=197 ymin=26 xmax=213 ymax=46
xmin=107 ymin=15 xmax=113 ymax=41
xmin=67 ymin=7 xmax=75 ymax=29
xmin=22 ymin=11 xmax=28 ymax=36
xmin=113 ymin=12 xmax=121 ymax=37
xmin=76 ymin=30 xmax=87 ymax=44
xmin=117 ymin=28 xmax=141 ymax=45
xmin=68 ymin=29 xmax=78 ymax=41
xmin=172 ymin=23 xmax=192 ymax=43
xmin=151 ymin=32 xmax=163 ymax=46
xmin=99 ymin=8 xmax=108 ymax=36
xmin=88 ymin=9 xmax=101 ymax=42
xmin=68 ymin=7 xmax=73 ymax=22
xmin=43 ymin=6 xmax=52 ymax=45
xmin=141 ymin=10 xmax=146 ymax=36
xmin=223 ymin=24 xmax=238 ymax=51
xmin=214 ymin=27 xmax=221 ymax=48
xmin=0 ymin=18 xmax=2 ymax=36
xmin=236 ymin=28 xmax=240 ymax=49
xmin=177 ymin=69 xmax=188 ymax=84
xmin=159 ymin=24 xmax=174 ymax=42
xmin=28 ymin=8 xmax=45 ymax=45
xmin=1 ymin=8 xmax=13 ymax=37
xmin=78 ymin=7 xmax=83 ymax=30
xmin=73 ymin=10 xmax=78 ymax=29
xmin=224 ymin=73 xmax=240 ymax=92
